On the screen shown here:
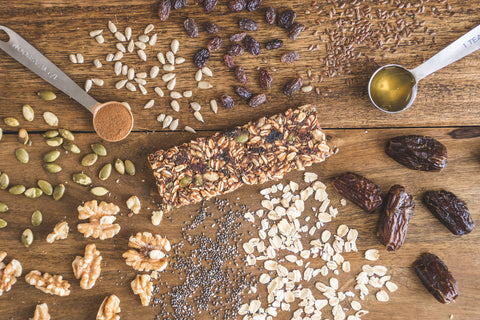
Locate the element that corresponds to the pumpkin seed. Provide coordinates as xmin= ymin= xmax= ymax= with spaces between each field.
xmin=43 ymin=112 xmax=59 ymax=126
xmin=91 ymin=143 xmax=107 ymax=156
xmin=21 ymin=228 xmax=34 ymax=247
xmin=43 ymin=163 xmax=62 ymax=173
xmin=63 ymin=141 xmax=81 ymax=154
xmin=18 ymin=129 xmax=29 ymax=144
xmin=43 ymin=130 xmax=59 ymax=138
xmin=15 ymin=148 xmax=29 ymax=164
xmin=0 ymin=173 xmax=9 ymax=189
xmin=37 ymin=180 xmax=53 ymax=195
xmin=73 ymin=173 xmax=92 ymax=185
xmin=22 ymin=104 xmax=35 ymax=121
xmin=235 ymin=133 xmax=249 ymax=143
xmin=59 ymin=129 xmax=75 ymax=141
xmin=0 ymin=219 xmax=6 ymax=229
xmin=43 ymin=150 xmax=61 ymax=163
xmin=179 ymin=176 xmax=192 ymax=188
xmin=194 ymin=174 xmax=203 ymax=186
xmin=114 ymin=159 xmax=125 ymax=174
xmin=99 ymin=163 xmax=112 ymax=181
xmin=0 ymin=202 xmax=8 ymax=213
xmin=45 ymin=137 xmax=63 ymax=147
xmin=24 ymin=187 xmax=43 ymax=199
xmin=4 ymin=117 xmax=19 ymax=127
xmin=31 ymin=210 xmax=43 ymax=226
xmin=81 ymin=153 xmax=98 ymax=166
xmin=53 ymin=184 xmax=65 ymax=200
xmin=37 ymin=90 xmax=56 ymax=101
xmin=125 ymin=160 xmax=135 ymax=175
xmin=90 ymin=186 xmax=109 ymax=196
xmin=9 ymin=184 xmax=25 ymax=195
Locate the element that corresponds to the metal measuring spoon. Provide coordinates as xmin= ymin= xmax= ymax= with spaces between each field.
xmin=368 ymin=24 xmax=480 ymax=113
xmin=0 ymin=26 xmax=133 ymax=141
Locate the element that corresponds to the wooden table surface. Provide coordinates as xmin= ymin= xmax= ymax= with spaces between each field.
xmin=1 ymin=0 xmax=479 ymax=319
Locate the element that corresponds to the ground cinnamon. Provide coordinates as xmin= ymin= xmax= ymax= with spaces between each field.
xmin=93 ymin=103 xmax=133 ymax=141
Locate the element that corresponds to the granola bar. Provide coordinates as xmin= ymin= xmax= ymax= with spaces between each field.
xmin=148 ymin=104 xmax=332 ymax=211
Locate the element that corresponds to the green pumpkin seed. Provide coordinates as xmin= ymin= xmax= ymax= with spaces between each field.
xmin=73 ymin=173 xmax=92 ymax=186
xmin=59 ymin=129 xmax=75 ymax=141
xmin=114 ymin=159 xmax=125 ymax=175
xmin=4 ymin=117 xmax=19 ymax=127
xmin=235 ymin=133 xmax=249 ymax=143
xmin=0 ymin=218 xmax=6 ymax=229
xmin=9 ymin=184 xmax=25 ymax=195
xmin=43 ymin=163 xmax=62 ymax=173
xmin=0 ymin=173 xmax=9 ymax=190
xmin=37 ymin=90 xmax=56 ymax=101
xmin=194 ymin=174 xmax=203 ymax=186
xmin=53 ymin=184 xmax=65 ymax=200
xmin=15 ymin=148 xmax=29 ymax=164
xmin=43 ymin=111 xmax=59 ymax=126
xmin=63 ymin=141 xmax=81 ymax=154
xmin=99 ymin=163 xmax=112 ymax=181
xmin=0 ymin=202 xmax=8 ymax=213
xmin=179 ymin=176 xmax=192 ymax=188
xmin=21 ymin=228 xmax=34 ymax=247
xmin=24 ymin=187 xmax=43 ymax=199
xmin=125 ymin=160 xmax=136 ymax=175
xmin=45 ymin=137 xmax=63 ymax=147
xmin=81 ymin=153 xmax=98 ymax=167
xmin=37 ymin=180 xmax=53 ymax=195
xmin=91 ymin=143 xmax=107 ymax=156
xmin=43 ymin=150 xmax=61 ymax=163
xmin=18 ymin=128 xmax=29 ymax=145
xmin=22 ymin=104 xmax=35 ymax=121
xmin=31 ymin=210 xmax=43 ymax=226
xmin=43 ymin=130 xmax=59 ymax=138
xmin=90 ymin=186 xmax=109 ymax=196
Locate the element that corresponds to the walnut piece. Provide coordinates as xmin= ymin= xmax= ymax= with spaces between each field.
xmin=96 ymin=294 xmax=121 ymax=320
xmin=30 ymin=303 xmax=51 ymax=320
xmin=72 ymin=243 xmax=102 ymax=289
xmin=25 ymin=270 xmax=71 ymax=296
xmin=0 ymin=251 xmax=22 ymax=296
xmin=126 ymin=195 xmax=141 ymax=214
xmin=131 ymin=274 xmax=153 ymax=306
xmin=46 ymin=221 xmax=69 ymax=243
xmin=77 ymin=200 xmax=121 ymax=240
xmin=122 ymin=232 xmax=171 ymax=272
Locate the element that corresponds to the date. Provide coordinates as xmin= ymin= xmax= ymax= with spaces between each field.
xmin=423 ymin=190 xmax=474 ymax=235
xmin=413 ymin=252 xmax=459 ymax=304
xmin=377 ymin=185 xmax=414 ymax=251
xmin=386 ymin=135 xmax=447 ymax=171
xmin=332 ymin=172 xmax=383 ymax=213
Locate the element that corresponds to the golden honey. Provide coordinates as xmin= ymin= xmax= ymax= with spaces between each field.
xmin=370 ymin=66 xmax=416 ymax=112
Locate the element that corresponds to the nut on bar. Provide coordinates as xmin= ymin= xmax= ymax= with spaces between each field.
xmin=148 ymin=105 xmax=332 ymax=212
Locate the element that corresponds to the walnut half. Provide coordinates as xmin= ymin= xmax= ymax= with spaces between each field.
xmin=96 ymin=294 xmax=121 ymax=320
xmin=0 ymin=251 xmax=22 ymax=297
xmin=131 ymin=274 xmax=153 ymax=306
xmin=122 ymin=232 xmax=171 ymax=272
xmin=77 ymin=200 xmax=121 ymax=240
xmin=25 ymin=270 xmax=71 ymax=296
xmin=72 ymin=243 xmax=102 ymax=289
xmin=46 ymin=221 xmax=69 ymax=243
xmin=30 ymin=303 xmax=51 ymax=320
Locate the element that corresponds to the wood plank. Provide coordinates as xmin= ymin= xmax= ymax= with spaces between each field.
xmin=0 ymin=128 xmax=479 ymax=319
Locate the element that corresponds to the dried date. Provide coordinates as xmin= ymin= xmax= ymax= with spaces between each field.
xmin=221 ymin=95 xmax=235 ymax=109
xmin=228 ymin=0 xmax=246 ymax=12
xmin=246 ymin=0 xmax=262 ymax=11
xmin=423 ymin=190 xmax=474 ymax=235
xmin=234 ymin=66 xmax=248 ymax=85
xmin=386 ymin=135 xmax=447 ymax=171
xmin=193 ymin=48 xmax=210 ymax=68
xmin=234 ymin=86 xmax=253 ymax=100
xmin=203 ymin=0 xmax=218 ymax=12
xmin=207 ymin=37 xmax=223 ymax=52
xmin=277 ymin=9 xmax=296 ymax=29
xmin=158 ymin=0 xmax=172 ymax=21
xmin=281 ymin=51 xmax=299 ymax=63
xmin=377 ymin=185 xmax=414 ymax=251
xmin=230 ymin=32 xmax=247 ymax=42
xmin=259 ymin=68 xmax=273 ymax=90
xmin=205 ymin=22 xmax=218 ymax=34
xmin=289 ymin=23 xmax=304 ymax=40
xmin=265 ymin=39 xmax=283 ymax=50
xmin=244 ymin=35 xmax=261 ymax=55
xmin=282 ymin=76 xmax=302 ymax=96
xmin=413 ymin=252 xmax=459 ymax=304
xmin=248 ymin=93 xmax=266 ymax=108
xmin=332 ymin=172 xmax=383 ymax=213
xmin=265 ymin=7 xmax=276 ymax=24
xmin=184 ymin=18 xmax=199 ymax=38
xmin=172 ymin=0 xmax=187 ymax=10
xmin=226 ymin=44 xmax=244 ymax=56
xmin=223 ymin=54 xmax=235 ymax=68
xmin=239 ymin=18 xmax=258 ymax=31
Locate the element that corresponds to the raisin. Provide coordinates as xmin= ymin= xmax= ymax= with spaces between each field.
xmin=277 ymin=9 xmax=296 ymax=29
xmin=265 ymin=39 xmax=283 ymax=50
xmin=377 ymin=185 xmax=414 ymax=251
xmin=259 ymin=68 xmax=273 ymax=90
xmin=234 ymin=66 xmax=248 ymax=85
xmin=413 ymin=252 xmax=459 ymax=304
xmin=239 ymin=18 xmax=258 ymax=31
xmin=423 ymin=190 xmax=474 ymax=235
xmin=207 ymin=37 xmax=223 ymax=52
xmin=332 ymin=172 xmax=383 ymax=213
xmin=172 ymin=0 xmax=187 ymax=10
xmin=205 ymin=22 xmax=219 ymax=34
xmin=230 ymin=32 xmax=247 ymax=42
xmin=203 ymin=0 xmax=218 ymax=12
xmin=283 ymin=76 xmax=302 ymax=96
xmin=248 ymin=93 xmax=267 ymax=108
xmin=223 ymin=54 xmax=235 ymax=68
xmin=244 ymin=35 xmax=261 ymax=56
xmin=281 ymin=51 xmax=300 ymax=63
xmin=265 ymin=7 xmax=276 ymax=24
xmin=193 ymin=48 xmax=210 ymax=68
xmin=246 ymin=0 xmax=262 ymax=11
xmin=184 ymin=18 xmax=199 ymax=38
xmin=226 ymin=44 xmax=244 ymax=56
xmin=158 ymin=0 xmax=172 ymax=21
xmin=288 ymin=23 xmax=304 ymax=40
xmin=228 ymin=0 xmax=246 ymax=12
xmin=221 ymin=95 xmax=235 ymax=109
xmin=234 ymin=86 xmax=253 ymax=100
xmin=386 ymin=135 xmax=447 ymax=171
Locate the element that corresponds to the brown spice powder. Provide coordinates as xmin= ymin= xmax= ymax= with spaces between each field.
xmin=93 ymin=103 xmax=133 ymax=141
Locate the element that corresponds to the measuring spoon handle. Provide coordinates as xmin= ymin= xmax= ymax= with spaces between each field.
xmin=411 ymin=24 xmax=480 ymax=81
xmin=0 ymin=26 xmax=98 ymax=113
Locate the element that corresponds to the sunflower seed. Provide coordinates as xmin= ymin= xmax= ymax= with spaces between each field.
xmin=116 ymin=42 xmax=126 ymax=53
xmin=114 ymin=31 xmax=126 ymax=42
xmin=115 ymin=159 xmax=125 ymax=174
xmin=376 ymin=290 xmax=389 ymax=302
xmin=139 ymin=84 xmax=147 ymax=95
xmin=24 ymin=187 xmax=43 ymax=198
xmin=106 ymin=53 xmax=114 ymax=62
xmin=73 ymin=173 xmax=92 ymax=185
xmin=135 ymin=72 xmax=147 ymax=79
xmin=198 ymin=81 xmax=212 ymax=89
xmin=108 ymin=20 xmax=117 ymax=33
xmin=163 ymin=64 xmax=175 ymax=72
xmin=127 ymin=40 xmax=135 ymax=52
xmin=9 ymin=185 xmax=26 ymax=195
xmin=32 ymin=210 xmax=43 ymax=226
xmin=85 ymin=79 xmax=93 ymax=92
xmin=45 ymin=137 xmax=63 ymax=147
xmin=43 ymin=112 xmax=58 ymax=126
xmin=43 ymin=163 xmax=62 ymax=173
xmin=92 ymin=78 xmax=104 ymax=87
xmin=169 ymin=119 xmax=179 ymax=130
xmin=115 ymin=80 xmax=127 ymax=90
xmin=201 ymin=66 xmax=213 ymax=77
xmin=0 ymin=128 xmax=2 ymax=141
xmin=210 ymin=99 xmax=218 ymax=114
xmin=302 ymin=85 xmax=313 ymax=93
xmin=18 ymin=129 xmax=29 ymax=144
xmin=126 ymin=82 xmax=136 ymax=92
xmin=99 ymin=163 xmax=112 ymax=180
xmin=93 ymin=59 xmax=103 ymax=68
xmin=0 ymin=202 xmax=8 ymax=213
xmin=184 ymin=126 xmax=196 ymax=133
xmin=170 ymin=91 xmax=182 ymax=99
xmin=4 ymin=117 xmax=19 ymax=127
xmin=183 ymin=90 xmax=192 ymax=98
xmin=170 ymin=100 xmax=180 ymax=112
xmin=114 ymin=61 xmax=122 ymax=75
xmin=171 ymin=39 xmax=179 ymax=54
xmin=135 ymin=78 xmax=147 ymax=86
xmin=125 ymin=27 xmax=132 ymax=40
xmin=157 ymin=52 xmax=166 ymax=64
xmin=63 ymin=141 xmax=81 ymax=154
xmin=157 ymin=113 xmax=165 ymax=122
xmin=81 ymin=153 xmax=98 ymax=166
xmin=43 ymin=150 xmax=60 ymax=163
xmin=125 ymin=160 xmax=136 ymax=175
xmin=195 ymin=69 xmax=202 ymax=81
xmin=167 ymin=78 xmax=176 ymax=91
xmin=155 ymin=87 xmax=165 ymax=97
xmin=193 ymin=111 xmax=204 ymax=123
xmin=15 ymin=148 xmax=29 ymax=164
xmin=52 ymin=184 xmax=65 ymax=200
xmin=149 ymin=33 xmax=158 ymax=46
xmin=69 ymin=54 xmax=78 ymax=63
xmin=122 ymin=102 xmax=131 ymax=110
xmin=89 ymin=29 xmax=103 ymax=37
xmin=0 ymin=219 xmax=6 ymax=229
xmin=166 ymin=51 xmax=175 ymax=64
xmin=113 ymin=51 xmax=123 ymax=61
xmin=144 ymin=99 xmax=155 ymax=109
xmin=76 ymin=53 xmax=84 ymax=63
xmin=95 ymin=35 xmax=105 ymax=44
xmin=127 ymin=67 xmax=135 ymax=80
xmin=0 ymin=173 xmax=9 ymax=189
xmin=150 ymin=66 xmax=160 ymax=78
xmin=37 ymin=180 xmax=53 ymax=195
xmin=37 ymin=90 xmax=56 ymax=101
xmin=175 ymin=57 xmax=185 ymax=64
xmin=162 ymin=115 xmax=173 ymax=129
xmin=135 ymin=41 xmax=146 ymax=50
xmin=137 ymin=50 xmax=147 ymax=61
xmin=139 ymin=34 xmax=149 ymax=43
xmin=21 ymin=228 xmax=33 ymax=247
xmin=162 ymin=73 xmax=175 ymax=82
xmin=190 ymin=102 xmax=201 ymax=112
